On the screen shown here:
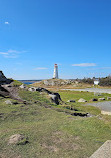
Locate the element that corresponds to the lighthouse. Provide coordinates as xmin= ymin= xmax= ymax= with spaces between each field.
xmin=53 ymin=64 xmax=58 ymax=79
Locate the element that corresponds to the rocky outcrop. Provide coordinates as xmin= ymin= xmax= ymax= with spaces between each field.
xmin=27 ymin=87 xmax=62 ymax=105
xmin=43 ymin=79 xmax=72 ymax=86
xmin=0 ymin=71 xmax=12 ymax=85
xmin=0 ymin=71 xmax=15 ymax=98
xmin=1 ymin=84 xmax=22 ymax=101
xmin=0 ymin=71 xmax=62 ymax=105
xmin=36 ymin=87 xmax=62 ymax=105
xmin=34 ymin=79 xmax=78 ymax=87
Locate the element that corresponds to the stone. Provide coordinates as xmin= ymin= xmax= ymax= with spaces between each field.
xmin=107 ymin=97 xmax=111 ymax=100
xmin=67 ymin=100 xmax=76 ymax=103
xmin=71 ymin=112 xmax=89 ymax=117
xmin=5 ymin=100 xmax=13 ymax=105
xmin=8 ymin=134 xmax=28 ymax=145
xmin=90 ymin=98 xmax=98 ymax=102
xmin=78 ymin=98 xmax=87 ymax=103
xmin=98 ymin=98 xmax=105 ymax=101
xmin=0 ymin=71 xmax=12 ymax=85
xmin=28 ymin=87 xmax=36 ymax=92
xmin=20 ymin=84 xmax=26 ymax=89
xmin=49 ymin=94 xmax=60 ymax=105
xmin=1 ymin=84 xmax=22 ymax=101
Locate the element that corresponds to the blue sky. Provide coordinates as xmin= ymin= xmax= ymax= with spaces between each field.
xmin=0 ymin=0 xmax=111 ymax=79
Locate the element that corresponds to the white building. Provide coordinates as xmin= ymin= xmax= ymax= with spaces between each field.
xmin=53 ymin=64 xmax=58 ymax=79
xmin=94 ymin=78 xmax=99 ymax=85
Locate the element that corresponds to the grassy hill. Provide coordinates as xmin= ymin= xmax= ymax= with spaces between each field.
xmin=1 ymin=89 xmax=111 ymax=158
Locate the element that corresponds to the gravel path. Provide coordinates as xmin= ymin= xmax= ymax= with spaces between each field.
xmin=85 ymin=101 xmax=111 ymax=112
xmin=62 ymin=88 xmax=111 ymax=94
xmin=62 ymin=88 xmax=111 ymax=112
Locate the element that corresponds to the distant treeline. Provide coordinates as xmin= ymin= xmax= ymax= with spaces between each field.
xmin=99 ymin=76 xmax=111 ymax=86
xmin=75 ymin=76 xmax=111 ymax=86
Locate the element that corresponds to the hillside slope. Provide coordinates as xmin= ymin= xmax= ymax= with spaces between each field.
xmin=1 ymin=88 xmax=111 ymax=158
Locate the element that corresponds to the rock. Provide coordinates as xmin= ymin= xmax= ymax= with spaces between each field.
xmin=8 ymin=134 xmax=28 ymax=145
xmin=1 ymin=84 xmax=22 ymax=101
xmin=49 ymin=94 xmax=60 ymax=105
xmin=90 ymin=98 xmax=98 ymax=102
xmin=5 ymin=100 xmax=13 ymax=105
xmin=107 ymin=97 xmax=111 ymax=100
xmin=67 ymin=100 xmax=76 ymax=103
xmin=42 ymin=79 xmax=72 ymax=86
xmin=20 ymin=84 xmax=26 ymax=89
xmin=98 ymin=98 xmax=105 ymax=101
xmin=78 ymin=98 xmax=87 ymax=103
xmin=35 ymin=87 xmax=62 ymax=105
xmin=0 ymin=71 xmax=12 ymax=85
xmin=71 ymin=112 xmax=89 ymax=117
xmin=28 ymin=87 xmax=36 ymax=92
xmin=28 ymin=86 xmax=62 ymax=105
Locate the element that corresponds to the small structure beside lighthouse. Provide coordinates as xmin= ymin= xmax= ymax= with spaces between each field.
xmin=53 ymin=64 xmax=58 ymax=79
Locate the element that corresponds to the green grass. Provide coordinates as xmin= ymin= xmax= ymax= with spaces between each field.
xmin=0 ymin=90 xmax=111 ymax=158
xmin=19 ymin=90 xmax=51 ymax=104
xmin=59 ymin=90 xmax=111 ymax=102
xmin=58 ymin=90 xmax=111 ymax=115
xmin=12 ymin=80 xmax=23 ymax=87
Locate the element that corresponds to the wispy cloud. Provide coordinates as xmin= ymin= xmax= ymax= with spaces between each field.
xmin=34 ymin=67 xmax=48 ymax=70
xmin=0 ymin=49 xmax=26 ymax=58
xmin=98 ymin=67 xmax=111 ymax=69
xmin=5 ymin=21 xmax=10 ymax=25
xmin=72 ymin=63 xmax=96 ymax=67
xmin=87 ymin=67 xmax=111 ymax=70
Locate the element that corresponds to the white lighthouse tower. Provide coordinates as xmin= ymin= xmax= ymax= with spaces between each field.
xmin=53 ymin=64 xmax=58 ymax=79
